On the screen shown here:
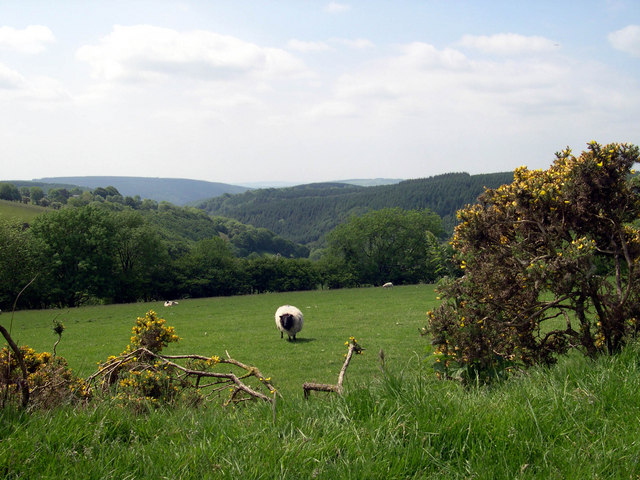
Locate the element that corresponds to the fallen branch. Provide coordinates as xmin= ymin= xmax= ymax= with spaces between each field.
xmin=86 ymin=347 xmax=277 ymax=406
xmin=303 ymin=337 xmax=364 ymax=399
xmin=1 ymin=275 xmax=38 ymax=409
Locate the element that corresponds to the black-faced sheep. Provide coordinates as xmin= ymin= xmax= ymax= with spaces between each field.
xmin=275 ymin=305 xmax=304 ymax=341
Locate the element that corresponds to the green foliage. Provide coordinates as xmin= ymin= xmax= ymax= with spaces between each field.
xmin=197 ymin=172 xmax=514 ymax=247
xmin=30 ymin=205 xmax=120 ymax=307
xmin=426 ymin=142 xmax=640 ymax=383
xmin=243 ymin=255 xmax=320 ymax=293
xmin=0 ymin=218 xmax=43 ymax=309
xmin=325 ymin=207 xmax=444 ymax=286
xmin=0 ymin=345 xmax=89 ymax=409
xmin=29 ymin=186 xmax=44 ymax=205
xmin=98 ymin=310 xmax=182 ymax=410
xmin=0 ymin=183 xmax=21 ymax=201
xmin=110 ymin=209 xmax=169 ymax=302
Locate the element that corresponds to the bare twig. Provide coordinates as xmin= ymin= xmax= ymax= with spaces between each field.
xmin=303 ymin=340 xmax=364 ymax=399
xmin=1 ymin=275 xmax=38 ymax=409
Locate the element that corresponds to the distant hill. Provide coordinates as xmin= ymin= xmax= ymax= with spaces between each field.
xmin=6 ymin=180 xmax=90 ymax=193
xmin=336 ymin=178 xmax=403 ymax=187
xmin=197 ymin=172 xmax=514 ymax=248
xmin=240 ymin=178 xmax=403 ymax=188
xmin=35 ymin=176 xmax=249 ymax=206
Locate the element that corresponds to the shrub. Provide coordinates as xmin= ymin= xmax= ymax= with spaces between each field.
xmin=425 ymin=142 xmax=640 ymax=383
xmin=0 ymin=345 xmax=89 ymax=409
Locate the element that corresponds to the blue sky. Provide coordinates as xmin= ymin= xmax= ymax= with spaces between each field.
xmin=1 ymin=1 xmax=639 ymax=185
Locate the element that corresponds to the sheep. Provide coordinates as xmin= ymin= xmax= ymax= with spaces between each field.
xmin=164 ymin=300 xmax=179 ymax=307
xmin=275 ymin=305 xmax=304 ymax=341
xmin=382 ymin=282 xmax=393 ymax=288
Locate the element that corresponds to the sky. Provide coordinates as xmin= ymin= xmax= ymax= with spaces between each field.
xmin=1 ymin=0 xmax=639 ymax=186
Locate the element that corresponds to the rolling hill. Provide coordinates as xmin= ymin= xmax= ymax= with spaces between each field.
xmin=34 ymin=176 xmax=249 ymax=206
xmin=197 ymin=171 xmax=514 ymax=247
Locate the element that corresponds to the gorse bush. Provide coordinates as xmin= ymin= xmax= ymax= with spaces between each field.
xmin=425 ymin=142 xmax=640 ymax=383
xmin=128 ymin=310 xmax=180 ymax=353
xmin=95 ymin=310 xmax=182 ymax=410
xmin=0 ymin=345 xmax=89 ymax=409
xmin=91 ymin=310 xmax=277 ymax=411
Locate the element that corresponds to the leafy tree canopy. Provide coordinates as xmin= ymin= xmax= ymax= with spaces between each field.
xmin=326 ymin=207 xmax=444 ymax=286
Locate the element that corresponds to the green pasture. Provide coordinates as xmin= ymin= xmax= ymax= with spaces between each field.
xmin=7 ymin=284 xmax=437 ymax=398
xmin=4 ymin=284 xmax=640 ymax=478
xmin=0 ymin=199 xmax=48 ymax=222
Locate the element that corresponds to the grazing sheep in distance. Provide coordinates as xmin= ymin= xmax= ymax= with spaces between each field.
xmin=164 ymin=300 xmax=179 ymax=307
xmin=275 ymin=305 xmax=304 ymax=341
xmin=382 ymin=282 xmax=393 ymax=288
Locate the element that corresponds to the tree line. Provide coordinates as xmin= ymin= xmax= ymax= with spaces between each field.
xmin=1 ymin=191 xmax=449 ymax=309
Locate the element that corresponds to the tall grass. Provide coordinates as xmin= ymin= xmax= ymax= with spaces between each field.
xmin=2 ymin=344 xmax=640 ymax=479
xmin=2 ymin=285 xmax=640 ymax=478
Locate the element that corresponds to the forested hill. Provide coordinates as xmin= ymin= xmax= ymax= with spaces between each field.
xmin=35 ymin=176 xmax=249 ymax=206
xmin=197 ymin=171 xmax=514 ymax=247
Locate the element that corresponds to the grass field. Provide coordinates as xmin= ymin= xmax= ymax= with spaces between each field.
xmin=7 ymin=284 xmax=436 ymax=398
xmin=0 ymin=199 xmax=48 ymax=222
xmin=3 ymin=285 xmax=640 ymax=479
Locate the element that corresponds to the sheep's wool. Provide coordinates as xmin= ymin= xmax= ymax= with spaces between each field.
xmin=275 ymin=305 xmax=304 ymax=341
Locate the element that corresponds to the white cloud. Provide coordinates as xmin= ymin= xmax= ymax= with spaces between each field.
xmin=331 ymin=38 xmax=374 ymax=49
xmin=395 ymin=42 xmax=469 ymax=70
xmin=76 ymin=25 xmax=310 ymax=83
xmin=309 ymin=39 xmax=638 ymax=133
xmin=0 ymin=25 xmax=55 ymax=54
xmin=287 ymin=39 xmax=331 ymax=52
xmin=0 ymin=61 xmax=68 ymax=103
xmin=0 ymin=63 xmax=26 ymax=89
xmin=458 ymin=33 xmax=557 ymax=56
xmin=325 ymin=2 xmax=350 ymax=14
xmin=608 ymin=25 xmax=640 ymax=57
xmin=306 ymin=100 xmax=357 ymax=118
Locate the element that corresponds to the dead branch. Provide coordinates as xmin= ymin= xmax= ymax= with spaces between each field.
xmin=86 ymin=347 xmax=277 ymax=406
xmin=1 ymin=275 xmax=38 ymax=409
xmin=303 ymin=339 xmax=364 ymax=399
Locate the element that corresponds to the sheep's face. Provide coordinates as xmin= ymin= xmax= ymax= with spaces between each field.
xmin=280 ymin=313 xmax=295 ymax=331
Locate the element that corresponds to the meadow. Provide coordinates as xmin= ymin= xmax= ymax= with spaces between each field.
xmin=0 ymin=199 xmax=48 ymax=222
xmin=7 ymin=285 xmax=434 ymax=396
xmin=2 ymin=285 xmax=640 ymax=479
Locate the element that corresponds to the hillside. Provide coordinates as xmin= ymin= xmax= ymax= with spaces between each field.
xmin=34 ymin=176 xmax=249 ymax=206
xmin=0 ymin=199 xmax=49 ymax=222
xmin=197 ymin=171 xmax=514 ymax=247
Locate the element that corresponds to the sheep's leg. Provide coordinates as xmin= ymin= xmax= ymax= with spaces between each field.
xmin=281 ymin=331 xmax=283 ymax=339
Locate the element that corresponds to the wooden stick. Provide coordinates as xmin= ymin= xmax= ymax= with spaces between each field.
xmin=303 ymin=341 xmax=363 ymax=399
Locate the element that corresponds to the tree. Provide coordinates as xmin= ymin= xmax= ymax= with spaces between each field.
xmin=425 ymin=142 xmax=640 ymax=382
xmin=325 ymin=208 xmax=444 ymax=286
xmin=47 ymin=188 xmax=70 ymax=205
xmin=30 ymin=187 xmax=44 ymax=205
xmin=19 ymin=187 xmax=30 ymax=203
xmin=175 ymin=237 xmax=238 ymax=298
xmin=0 ymin=183 xmax=21 ymax=201
xmin=30 ymin=205 xmax=118 ymax=306
xmin=0 ymin=220 xmax=42 ymax=310
xmin=110 ymin=210 xmax=168 ymax=302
